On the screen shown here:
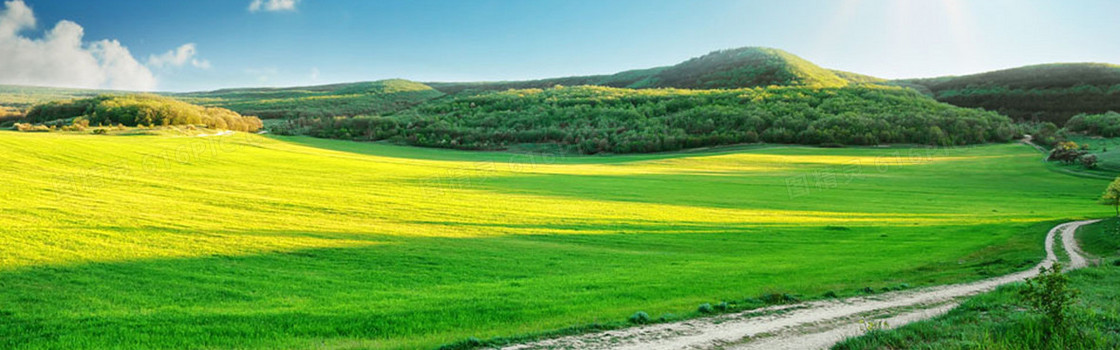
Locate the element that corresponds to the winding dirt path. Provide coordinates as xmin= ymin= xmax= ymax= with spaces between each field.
xmin=503 ymin=220 xmax=1099 ymax=350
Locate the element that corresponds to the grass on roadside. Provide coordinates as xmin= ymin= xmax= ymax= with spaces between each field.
xmin=833 ymin=219 xmax=1120 ymax=350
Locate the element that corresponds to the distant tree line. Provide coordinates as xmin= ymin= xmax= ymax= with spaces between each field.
xmin=271 ymin=85 xmax=1015 ymax=154
xmin=1064 ymin=111 xmax=1120 ymax=137
xmin=25 ymin=94 xmax=263 ymax=132
xmin=898 ymin=64 xmax=1120 ymax=125
xmin=935 ymin=85 xmax=1120 ymax=125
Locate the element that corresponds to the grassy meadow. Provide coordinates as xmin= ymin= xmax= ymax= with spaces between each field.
xmin=0 ymin=131 xmax=1109 ymax=349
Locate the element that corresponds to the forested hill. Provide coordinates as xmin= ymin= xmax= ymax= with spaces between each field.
xmin=6 ymin=47 xmax=1120 ymax=137
xmin=0 ymin=79 xmax=445 ymax=121
xmin=894 ymin=63 xmax=1120 ymax=124
xmin=1 ymin=46 xmax=882 ymax=121
xmin=274 ymin=85 xmax=1014 ymax=154
xmin=176 ymin=79 xmax=445 ymax=119
xmin=427 ymin=47 xmax=869 ymax=94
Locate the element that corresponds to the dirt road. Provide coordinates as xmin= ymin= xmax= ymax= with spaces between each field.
xmin=503 ymin=220 xmax=1099 ymax=350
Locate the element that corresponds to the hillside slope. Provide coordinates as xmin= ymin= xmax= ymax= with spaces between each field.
xmin=644 ymin=47 xmax=850 ymax=89
xmin=895 ymin=63 xmax=1120 ymax=124
xmin=177 ymin=79 xmax=445 ymax=119
xmin=0 ymin=85 xmax=117 ymax=124
xmin=428 ymin=47 xmax=860 ymax=94
xmin=0 ymin=79 xmax=446 ymax=122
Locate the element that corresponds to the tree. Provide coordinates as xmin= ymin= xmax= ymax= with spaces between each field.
xmin=1100 ymin=176 xmax=1120 ymax=216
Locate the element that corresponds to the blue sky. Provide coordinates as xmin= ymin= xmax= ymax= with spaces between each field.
xmin=2 ymin=0 xmax=1120 ymax=91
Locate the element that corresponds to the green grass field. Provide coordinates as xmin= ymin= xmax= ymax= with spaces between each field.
xmin=0 ymin=131 xmax=1109 ymax=349
xmin=1076 ymin=217 xmax=1120 ymax=258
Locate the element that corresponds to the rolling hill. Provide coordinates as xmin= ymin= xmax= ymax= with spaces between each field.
xmin=6 ymin=46 xmax=1120 ymax=137
xmin=0 ymin=79 xmax=445 ymax=122
xmin=0 ymin=85 xmax=116 ymax=124
xmin=0 ymin=85 xmax=114 ymax=110
xmin=894 ymin=63 xmax=1120 ymax=124
xmin=175 ymin=79 xmax=445 ymax=119
xmin=427 ymin=47 xmax=864 ymax=94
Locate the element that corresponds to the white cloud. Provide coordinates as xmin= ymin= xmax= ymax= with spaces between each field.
xmin=0 ymin=0 xmax=33 ymax=37
xmin=248 ymin=0 xmax=298 ymax=13
xmin=148 ymin=43 xmax=211 ymax=69
xmin=309 ymin=67 xmax=320 ymax=81
xmin=91 ymin=39 xmax=159 ymax=91
xmin=0 ymin=0 xmax=156 ymax=90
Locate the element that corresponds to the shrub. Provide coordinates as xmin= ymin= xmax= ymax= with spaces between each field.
xmin=1079 ymin=154 xmax=1099 ymax=169
xmin=760 ymin=293 xmax=799 ymax=304
xmin=628 ymin=311 xmax=652 ymax=324
xmin=436 ymin=337 xmax=484 ymax=350
xmin=697 ymin=303 xmax=714 ymax=314
xmin=14 ymin=123 xmax=49 ymax=132
xmin=60 ymin=117 xmax=90 ymax=132
xmin=823 ymin=291 xmax=839 ymax=298
xmin=1048 ymin=141 xmax=1087 ymax=164
xmin=715 ymin=301 xmax=730 ymax=311
xmin=1020 ymin=262 xmax=1079 ymax=339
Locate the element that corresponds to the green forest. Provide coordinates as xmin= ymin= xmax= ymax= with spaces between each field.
xmin=272 ymin=85 xmax=1014 ymax=154
xmin=898 ymin=63 xmax=1120 ymax=124
xmin=1064 ymin=111 xmax=1120 ymax=137
xmin=25 ymin=95 xmax=263 ymax=132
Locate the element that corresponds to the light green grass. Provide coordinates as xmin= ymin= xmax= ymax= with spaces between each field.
xmin=0 ymin=132 xmax=1108 ymax=349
